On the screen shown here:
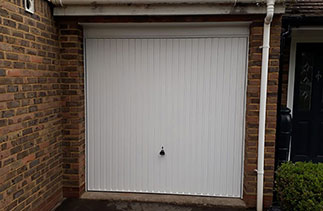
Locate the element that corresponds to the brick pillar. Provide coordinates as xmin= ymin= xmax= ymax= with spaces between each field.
xmin=58 ymin=23 xmax=85 ymax=197
xmin=243 ymin=15 xmax=282 ymax=208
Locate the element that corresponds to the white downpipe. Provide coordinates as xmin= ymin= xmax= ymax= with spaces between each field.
xmin=257 ymin=0 xmax=275 ymax=211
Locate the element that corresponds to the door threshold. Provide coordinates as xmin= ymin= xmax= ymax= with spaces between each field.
xmin=81 ymin=192 xmax=246 ymax=209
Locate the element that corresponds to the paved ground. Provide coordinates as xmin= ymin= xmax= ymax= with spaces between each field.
xmin=55 ymin=192 xmax=249 ymax=211
xmin=55 ymin=198 xmax=246 ymax=211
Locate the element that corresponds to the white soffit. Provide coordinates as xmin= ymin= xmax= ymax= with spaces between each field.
xmin=81 ymin=22 xmax=250 ymax=39
xmin=53 ymin=3 xmax=285 ymax=16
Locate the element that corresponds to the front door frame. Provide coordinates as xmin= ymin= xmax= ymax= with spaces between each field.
xmin=286 ymin=28 xmax=323 ymax=160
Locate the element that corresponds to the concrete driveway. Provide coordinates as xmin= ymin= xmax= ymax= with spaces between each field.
xmin=55 ymin=198 xmax=246 ymax=211
xmin=55 ymin=192 xmax=247 ymax=211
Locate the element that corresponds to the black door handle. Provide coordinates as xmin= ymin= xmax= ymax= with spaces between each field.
xmin=160 ymin=147 xmax=165 ymax=156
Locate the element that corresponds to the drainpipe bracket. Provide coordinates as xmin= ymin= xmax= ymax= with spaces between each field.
xmin=255 ymin=169 xmax=264 ymax=175
xmin=259 ymin=45 xmax=270 ymax=49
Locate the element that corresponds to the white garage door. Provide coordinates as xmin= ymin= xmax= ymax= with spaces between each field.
xmin=86 ymin=23 xmax=248 ymax=197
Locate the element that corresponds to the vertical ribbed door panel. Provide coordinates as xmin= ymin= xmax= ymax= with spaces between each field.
xmin=86 ymin=37 xmax=247 ymax=197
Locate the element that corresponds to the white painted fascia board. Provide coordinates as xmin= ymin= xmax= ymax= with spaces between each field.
xmin=50 ymin=0 xmax=285 ymax=6
xmin=50 ymin=0 xmax=285 ymax=16
xmin=53 ymin=4 xmax=285 ymax=16
xmin=81 ymin=22 xmax=250 ymax=39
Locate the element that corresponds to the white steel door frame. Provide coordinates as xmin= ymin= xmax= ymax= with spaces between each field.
xmin=83 ymin=22 xmax=250 ymax=198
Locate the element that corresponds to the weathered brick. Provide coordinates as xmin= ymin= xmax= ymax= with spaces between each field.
xmin=36 ymin=22 xmax=45 ymax=30
xmin=13 ymin=62 xmax=25 ymax=68
xmin=31 ymin=172 xmax=40 ymax=180
xmin=7 ymin=100 xmax=20 ymax=108
xmin=1 ymin=110 xmax=15 ymax=118
xmin=0 ymin=69 xmax=5 ymax=76
xmin=6 ymin=53 xmax=18 ymax=60
xmin=28 ymin=105 xmax=37 ymax=112
xmin=0 ymin=86 xmax=6 ymax=94
xmin=0 ymin=119 xmax=7 ymax=127
xmin=7 ymin=85 xmax=18 ymax=92
xmin=29 ymin=159 xmax=39 ymax=168
xmin=12 ymin=175 xmax=23 ymax=184
xmin=13 ymin=189 xmax=24 ymax=199
xmin=22 ymin=85 xmax=32 ymax=92
xmin=14 ymin=93 xmax=25 ymax=99
xmin=17 ymin=165 xmax=27 ymax=174
xmin=22 ymin=128 xmax=32 ymax=135
xmin=25 ymin=34 xmax=35 ymax=41
xmin=0 ymin=26 xmax=10 ymax=35
xmin=12 ymin=31 xmax=23 ymax=38
xmin=0 ymin=8 xmax=9 ymax=17
xmin=17 ymin=150 xmax=28 ymax=159
xmin=16 ymin=107 xmax=27 ymax=115
xmin=4 ymin=157 xmax=14 ymax=166
xmin=18 ymin=23 xmax=29 ymax=32
xmin=3 ymin=18 xmax=16 ymax=28
xmin=26 ymin=92 xmax=36 ymax=98
xmin=0 ymin=182 xmax=10 ymax=193
xmin=11 ymin=14 xmax=23 ymax=22
xmin=0 ymin=93 xmax=14 ymax=101
xmin=6 ymin=200 xmax=18 ymax=211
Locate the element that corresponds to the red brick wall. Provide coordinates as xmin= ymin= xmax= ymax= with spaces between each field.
xmin=58 ymin=15 xmax=282 ymax=209
xmin=0 ymin=0 xmax=63 ymax=210
xmin=243 ymin=16 xmax=282 ymax=208
xmin=0 ymin=3 xmax=282 ymax=209
xmin=58 ymin=23 xmax=86 ymax=198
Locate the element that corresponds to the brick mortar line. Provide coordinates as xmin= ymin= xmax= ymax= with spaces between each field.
xmin=0 ymin=26 xmax=59 ymax=45
xmin=0 ymin=109 xmax=63 ymax=133
xmin=0 ymin=27 xmax=59 ymax=49
xmin=1 ymin=50 xmax=59 ymax=60
xmin=0 ymin=98 xmax=62 ymax=106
